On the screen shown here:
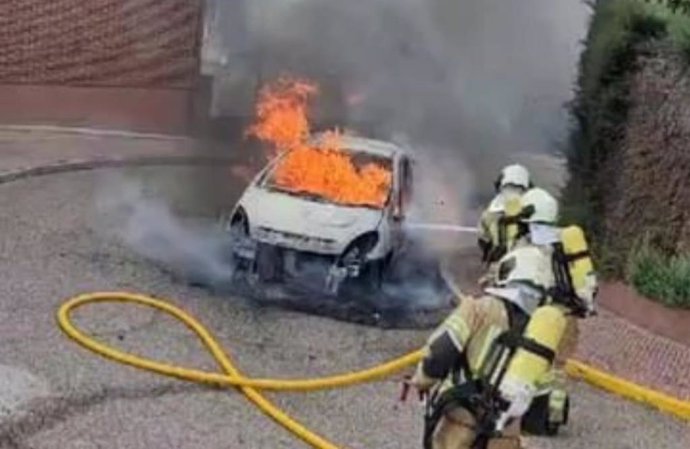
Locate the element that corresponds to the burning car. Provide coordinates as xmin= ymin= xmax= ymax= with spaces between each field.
xmin=224 ymin=132 xmax=414 ymax=294
xmin=219 ymin=77 xmax=418 ymax=294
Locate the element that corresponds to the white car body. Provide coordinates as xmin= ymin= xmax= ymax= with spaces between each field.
xmin=227 ymin=133 xmax=414 ymax=287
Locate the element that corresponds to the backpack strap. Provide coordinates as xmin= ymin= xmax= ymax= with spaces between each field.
xmin=564 ymin=250 xmax=590 ymax=262
xmin=549 ymin=242 xmax=590 ymax=317
xmin=495 ymin=331 xmax=556 ymax=365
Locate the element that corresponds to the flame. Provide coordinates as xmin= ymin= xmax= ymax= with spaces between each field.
xmin=246 ymin=78 xmax=317 ymax=157
xmin=246 ymin=77 xmax=392 ymax=208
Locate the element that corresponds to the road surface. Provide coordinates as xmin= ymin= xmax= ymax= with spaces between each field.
xmin=0 ymin=166 xmax=687 ymax=449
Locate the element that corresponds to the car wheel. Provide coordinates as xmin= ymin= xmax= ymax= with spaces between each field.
xmin=326 ymin=246 xmax=361 ymax=296
xmin=327 ymin=234 xmax=380 ymax=296
xmin=342 ymin=257 xmax=385 ymax=296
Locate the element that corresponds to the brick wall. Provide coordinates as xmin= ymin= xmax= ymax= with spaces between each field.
xmin=0 ymin=0 xmax=203 ymax=89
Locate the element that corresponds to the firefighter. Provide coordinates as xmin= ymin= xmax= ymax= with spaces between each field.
xmin=477 ymin=164 xmax=532 ymax=265
xmin=505 ymin=187 xmax=568 ymax=436
xmin=478 ymin=186 xmax=557 ymax=288
xmin=490 ymin=186 xmax=597 ymax=437
xmin=512 ymin=187 xmax=598 ymax=310
xmin=408 ymin=245 xmax=557 ymax=449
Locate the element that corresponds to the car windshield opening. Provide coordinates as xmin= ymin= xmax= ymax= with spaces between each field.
xmin=263 ymin=148 xmax=393 ymax=209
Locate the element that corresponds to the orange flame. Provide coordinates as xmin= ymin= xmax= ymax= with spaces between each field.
xmin=246 ymin=78 xmax=317 ymax=157
xmin=246 ymin=77 xmax=392 ymax=208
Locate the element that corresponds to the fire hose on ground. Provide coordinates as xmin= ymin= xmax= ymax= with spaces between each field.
xmin=57 ymin=291 xmax=690 ymax=449
xmin=57 ymin=292 xmax=425 ymax=449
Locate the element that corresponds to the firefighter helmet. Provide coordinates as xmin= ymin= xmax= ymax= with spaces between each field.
xmin=495 ymin=164 xmax=531 ymax=192
xmin=519 ymin=187 xmax=559 ymax=224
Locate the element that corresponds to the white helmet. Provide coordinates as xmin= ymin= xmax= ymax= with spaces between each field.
xmin=519 ymin=187 xmax=559 ymax=224
xmin=495 ymin=164 xmax=531 ymax=192
xmin=485 ymin=246 xmax=554 ymax=315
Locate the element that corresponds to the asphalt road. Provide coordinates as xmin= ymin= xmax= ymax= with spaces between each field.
xmin=0 ymin=166 xmax=687 ymax=449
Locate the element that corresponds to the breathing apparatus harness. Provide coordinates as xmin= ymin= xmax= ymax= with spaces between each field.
xmin=495 ymin=201 xmax=595 ymax=319
xmin=548 ymin=241 xmax=592 ymax=318
xmin=422 ymin=296 xmax=555 ymax=449
xmin=522 ymin=209 xmax=596 ymax=319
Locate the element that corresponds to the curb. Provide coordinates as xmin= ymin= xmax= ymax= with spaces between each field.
xmin=0 ymin=155 xmax=238 ymax=186
xmin=565 ymin=359 xmax=690 ymax=421
xmin=0 ymin=124 xmax=192 ymax=141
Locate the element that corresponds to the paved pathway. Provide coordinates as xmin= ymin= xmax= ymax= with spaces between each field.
xmin=0 ymin=127 xmax=199 ymax=175
xmin=576 ymin=308 xmax=690 ymax=400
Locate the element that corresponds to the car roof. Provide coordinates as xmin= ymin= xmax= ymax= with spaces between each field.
xmin=309 ymin=132 xmax=405 ymax=158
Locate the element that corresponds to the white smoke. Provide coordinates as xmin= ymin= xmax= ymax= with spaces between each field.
xmin=95 ymin=174 xmax=235 ymax=288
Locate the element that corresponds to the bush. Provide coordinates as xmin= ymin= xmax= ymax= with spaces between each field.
xmin=642 ymin=0 xmax=690 ymax=57
xmin=562 ymin=0 xmax=661 ymax=274
xmin=645 ymin=0 xmax=690 ymax=15
xmin=627 ymin=238 xmax=690 ymax=308
xmin=562 ymin=0 xmax=690 ymax=277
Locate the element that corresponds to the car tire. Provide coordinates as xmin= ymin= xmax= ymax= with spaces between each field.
xmin=327 ymin=244 xmax=373 ymax=296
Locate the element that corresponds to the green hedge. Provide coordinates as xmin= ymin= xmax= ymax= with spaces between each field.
xmin=562 ymin=0 xmax=690 ymax=277
xmin=627 ymin=238 xmax=690 ymax=308
xmin=643 ymin=0 xmax=690 ymax=56
xmin=644 ymin=0 xmax=690 ymax=14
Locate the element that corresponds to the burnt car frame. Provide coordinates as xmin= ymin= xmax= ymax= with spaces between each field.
xmin=221 ymin=133 xmax=414 ymax=294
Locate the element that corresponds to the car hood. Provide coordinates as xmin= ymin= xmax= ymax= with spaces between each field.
xmin=242 ymin=188 xmax=384 ymax=252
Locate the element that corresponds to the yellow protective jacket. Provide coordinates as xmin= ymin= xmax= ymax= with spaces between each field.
xmin=477 ymin=190 xmax=520 ymax=250
xmin=416 ymin=242 xmax=561 ymax=393
xmin=478 ymin=190 xmax=523 ymax=264
xmin=411 ymin=294 xmax=512 ymax=393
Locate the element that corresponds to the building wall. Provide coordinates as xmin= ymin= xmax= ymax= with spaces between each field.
xmin=0 ymin=0 xmax=203 ymax=133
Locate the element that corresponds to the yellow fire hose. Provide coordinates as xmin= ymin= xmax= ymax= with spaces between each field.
xmin=57 ymin=292 xmax=425 ymax=449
